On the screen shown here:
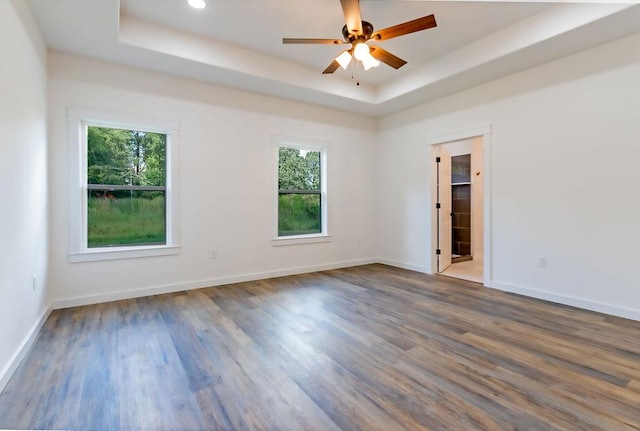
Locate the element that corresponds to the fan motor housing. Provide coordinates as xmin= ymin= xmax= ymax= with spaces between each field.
xmin=342 ymin=21 xmax=374 ymax=42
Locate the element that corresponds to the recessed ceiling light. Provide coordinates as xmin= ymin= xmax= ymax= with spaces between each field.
xmin=188 ymin=0 xmax=206 ymax=9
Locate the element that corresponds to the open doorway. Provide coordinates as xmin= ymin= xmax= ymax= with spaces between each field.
xmin=433 ymin=134 xmax=487 ymax=284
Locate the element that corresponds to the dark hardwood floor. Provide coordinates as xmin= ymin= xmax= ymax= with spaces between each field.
xmin=1 ymin=264 xmax=639 ymax=430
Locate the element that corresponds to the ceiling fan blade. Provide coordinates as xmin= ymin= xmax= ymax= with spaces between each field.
xmin=370 ymin=46 xmax=407 ymax=69
xmin=371 ymin=14 xmax=436 ymax=41
xmin=322 ymin=60 xmax=341 ymax=74
xmin=283 ymin=38 xmax=346 ymax=44
xmin=340 ymin=0 xmax=363 ymax=36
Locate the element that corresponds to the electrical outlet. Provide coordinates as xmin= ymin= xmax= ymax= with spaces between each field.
xmin=210 ymin=249 xmax=218 ymax=259
xmin=538 ymin=256 xmax=547 ymax=268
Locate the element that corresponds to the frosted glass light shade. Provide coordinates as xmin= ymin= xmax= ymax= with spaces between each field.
xmin=353 ymin=42 xmax=370 ymax=61
xmin=361 ymin=54 xmax=380 ymax=71
xmin=335 ymin=51 xmax=352 ymax=69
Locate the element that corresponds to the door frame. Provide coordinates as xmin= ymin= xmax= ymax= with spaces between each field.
xmin=428 ymin=126 xmax=492 ymax=286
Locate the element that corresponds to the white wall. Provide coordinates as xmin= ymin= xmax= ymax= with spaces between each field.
xmin=0 ymin=0 xmax=50 ymax=389
xmin=378 ymin=31 xmax=640 ymax=320
xmin=47 ymin=53 xmax=379 ymax=306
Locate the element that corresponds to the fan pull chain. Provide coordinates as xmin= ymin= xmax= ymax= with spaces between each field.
xmin=350 ymin=61 xmax=360 ymax=86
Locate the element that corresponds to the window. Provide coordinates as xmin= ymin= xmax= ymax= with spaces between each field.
xmin=87 ymin=126 xmax=167 ymax=248
xmin=273 ymin=138 xmax=329 ymax=245
xmin=68 ymin=109 xmax=179 ymax=262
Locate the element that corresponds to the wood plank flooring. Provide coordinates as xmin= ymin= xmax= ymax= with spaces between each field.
xmin=1 ymin=264 xmax=639 ymax=430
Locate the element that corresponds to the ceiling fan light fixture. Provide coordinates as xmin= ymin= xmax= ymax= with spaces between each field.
xmin=335 ymin=50 xmax=352 ymax=70
xmin=282 ymin=2 xmax=437 ymax=76
xmin=188 ymin=0 xmax=206 ymax=9
xmin=353 ymin=42 xmax=370 ymax=61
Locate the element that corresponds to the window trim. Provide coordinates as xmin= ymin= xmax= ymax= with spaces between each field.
xmin=67 ymin=108 xmax=180 ymax=262
xmin=272 ymin=136 xmax=330 ymax=246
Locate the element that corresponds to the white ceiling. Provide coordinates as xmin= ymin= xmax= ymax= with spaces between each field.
xmin=27 ymin=0 xmax=640 ymax=117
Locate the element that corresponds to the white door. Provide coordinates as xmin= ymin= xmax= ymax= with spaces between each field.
xmin=438 ymin=148 xmax=452 ymax=272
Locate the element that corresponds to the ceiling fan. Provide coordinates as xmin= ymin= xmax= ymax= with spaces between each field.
xmin=282 ymin=0 xmax=437 ymax=74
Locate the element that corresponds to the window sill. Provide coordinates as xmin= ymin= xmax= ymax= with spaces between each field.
xmin=69 ymin=245 xmax=180 ymax=263
xmin=272 ymin=234 xmax=332 ymax=247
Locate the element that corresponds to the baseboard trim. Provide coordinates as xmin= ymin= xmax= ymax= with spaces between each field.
xmin=377 ymin=258 xmax=430 ymax=274
xmin=0 ymin=305 xmax=52 ymax=393
xmin=52 ymin=258 xmax=378 ymax=309
xmin=491 ymin=281 xmax=640 ymax=321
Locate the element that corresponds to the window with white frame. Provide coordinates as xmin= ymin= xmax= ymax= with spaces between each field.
xmin=67 ymin=109 xmax=179 ymax=262
xmin=273 ymin=138 xmax=329 ymax=245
